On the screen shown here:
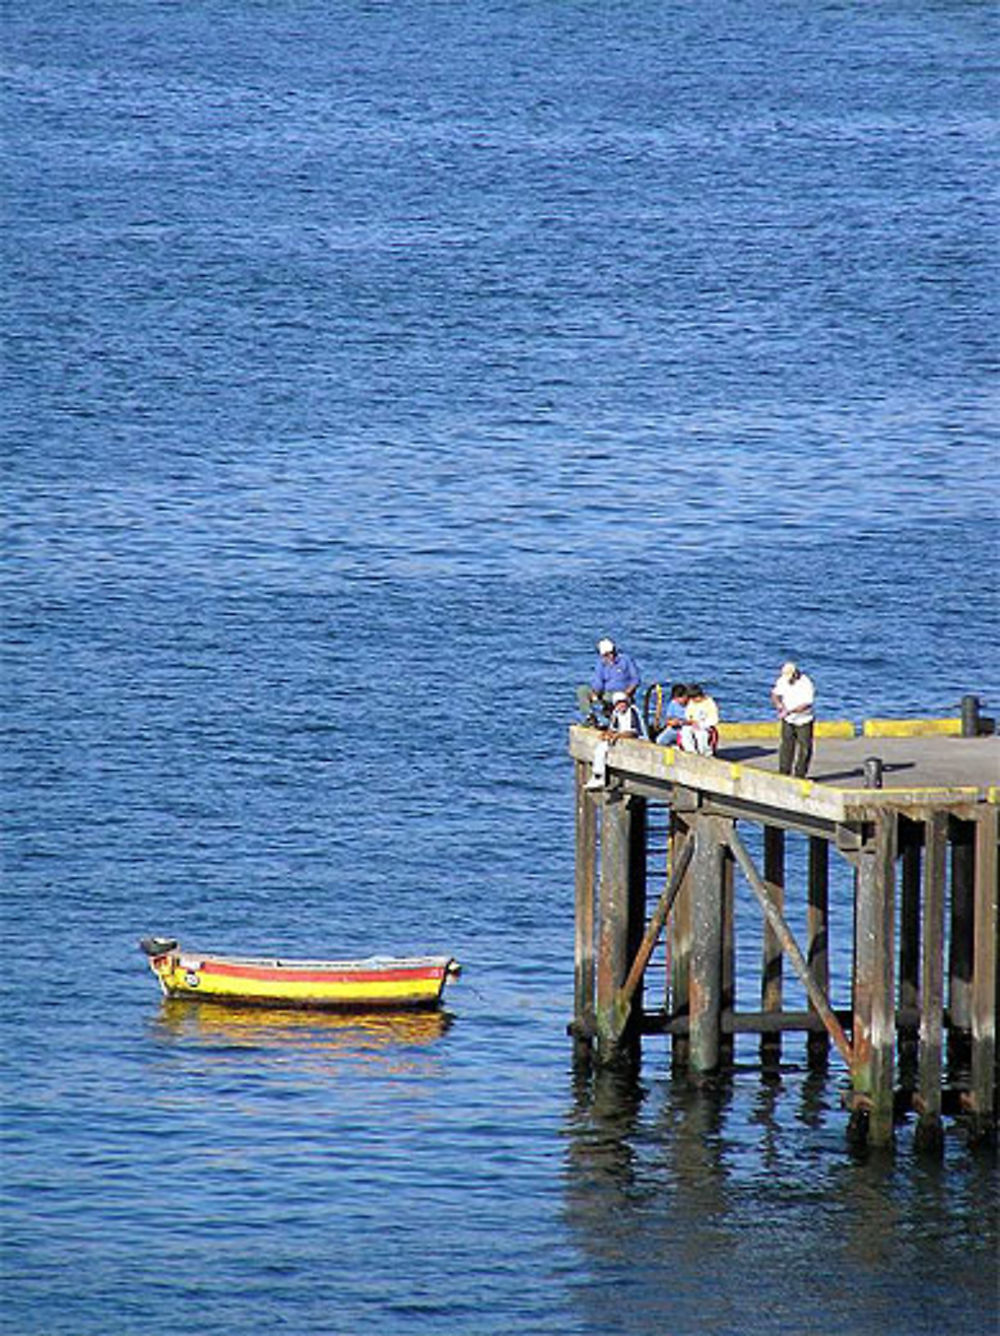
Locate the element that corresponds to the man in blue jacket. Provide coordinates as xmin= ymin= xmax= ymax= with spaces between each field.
xmin=577 ymin=637 xmax=641 ymax=725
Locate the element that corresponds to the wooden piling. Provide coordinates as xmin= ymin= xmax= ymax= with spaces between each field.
xmin=573 ymin=761 xmax=597 ymax=1042
xmin=898 ymin=817 xmax=923 ymax=1092
xmin=899 ymin=818 xmax=922 ymax=1021
xmin=670 ymin=805 xmax=693 ymax=1071
xmin=948 ymin=817 xmax=975 ymax=1068
xmin=851 ymin=815 xmax=897 ymax=1146
xmin=627 ymin=797 xmax=648 ymax=1000
xmin=806 ymin=836 xmax=830 ymax=1069
xmin=592 ymin=785 xmax=632 ymax=1058
xmin=970 ymin=806 xmax=998 ymax=1138
xmin=915 ymin=811 xmax=947 ymax=1152
xmin=761 ymin=826 xmax=784 ymax=1067
xmin=689 ymin=815 xmax=726 ymax=1076
xmin=721 ymin=840 xmax=736 ymax=1066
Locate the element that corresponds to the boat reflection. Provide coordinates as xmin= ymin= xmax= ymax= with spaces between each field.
xmin=152 ymin=997 xmax=452 ymax=1056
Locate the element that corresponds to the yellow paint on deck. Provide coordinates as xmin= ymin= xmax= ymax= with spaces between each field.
xmin=717 ymin=721 xmax=778 ymax=740
xmin=717 ymin=720 xmax=855 ymax=740
xmin=815 ymin=721 xmax=857 ymax=739
xmin=863 ymin=718 xmax=962 ymax=738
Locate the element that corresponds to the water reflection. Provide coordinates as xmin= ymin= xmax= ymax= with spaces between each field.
xmin=151 ymin=998 xmax=452 ymax=1068
xmin=563 ymin=1058 xmax=999 ymax=1335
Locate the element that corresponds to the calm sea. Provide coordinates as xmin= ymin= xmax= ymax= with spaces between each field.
xmin=2 ymin=2 xmax=998 ymax=1333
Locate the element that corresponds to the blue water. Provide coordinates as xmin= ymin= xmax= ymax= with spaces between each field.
xmin=3 ymin=2 xmax=998 ymax=1333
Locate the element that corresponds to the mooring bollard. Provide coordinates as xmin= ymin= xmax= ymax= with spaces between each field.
xmin=960 ymin=694 xmax=981 ymax=738
xmin=863 ymin=757 xmax=884 ymax=789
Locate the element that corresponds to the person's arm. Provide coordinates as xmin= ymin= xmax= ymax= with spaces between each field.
xmin=624 ymin=654 xmax=640 ymax=700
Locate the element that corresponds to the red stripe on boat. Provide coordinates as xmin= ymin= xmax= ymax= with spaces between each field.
xmin=203 ymin=961 xmax=443 ymax=984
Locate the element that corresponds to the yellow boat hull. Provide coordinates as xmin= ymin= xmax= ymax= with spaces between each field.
xmin=141 ymin=940 xmax=459 ymax=1011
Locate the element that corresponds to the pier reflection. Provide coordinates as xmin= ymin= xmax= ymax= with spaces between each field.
xmin=562 ymin=1058 xmax=998 ymax=1336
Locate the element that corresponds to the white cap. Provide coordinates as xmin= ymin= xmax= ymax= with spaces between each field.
xmin=612 ymin=691 xmax=628 ymax=704
xmin=781 ymin=661 xmax=797 ymax=678
xmin=597 ymin=638 xmax=615 ymax=655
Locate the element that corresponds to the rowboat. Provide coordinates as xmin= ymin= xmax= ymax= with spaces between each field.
xmin=139 ymin=938 xmax=460 ymax=1011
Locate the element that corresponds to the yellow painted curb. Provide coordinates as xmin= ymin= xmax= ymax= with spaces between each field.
xmin=862 ymin=718 xmax=962 ymax=738
xmin=718 ymin=720 xmax=855 ymax=740
xmin=816 ymin=721 xmax=857 ymax=739
xmin=717 ymin=721 xmax=778 ymax=740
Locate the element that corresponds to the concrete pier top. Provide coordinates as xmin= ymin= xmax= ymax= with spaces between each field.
xmin=568 ymin=724 xmax=999 ymax=826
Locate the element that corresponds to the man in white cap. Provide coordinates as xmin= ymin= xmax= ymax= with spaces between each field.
xmin=771 ymin=661 xmax=816 ymax=777
xmin=576 ymin=636 xmax=641 ymax=725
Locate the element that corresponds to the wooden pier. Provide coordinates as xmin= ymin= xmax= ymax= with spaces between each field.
xmin=568 ymin=708 xmax=999 ymax=1149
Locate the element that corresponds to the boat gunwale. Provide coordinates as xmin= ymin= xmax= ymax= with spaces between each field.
xmin=157 ymin=950 xmax=456 ymax=974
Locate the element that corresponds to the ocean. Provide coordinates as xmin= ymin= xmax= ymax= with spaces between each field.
xmin=2 ymin=2 xmax=998 ymax=1332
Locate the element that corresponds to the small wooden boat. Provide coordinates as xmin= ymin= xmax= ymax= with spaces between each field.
xmin=139 ymin=938 xmax=460 ymax=1011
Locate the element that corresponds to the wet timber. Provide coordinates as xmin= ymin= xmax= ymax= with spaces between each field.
xmin=569 ymin=716 xmax=999 ymax=1149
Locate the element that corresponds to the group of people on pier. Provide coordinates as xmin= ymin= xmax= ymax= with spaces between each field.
xmin=578 ymin=636 xmax=816 ymax=782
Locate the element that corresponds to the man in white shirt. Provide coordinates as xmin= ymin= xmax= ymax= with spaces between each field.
xmin=771 ymin=661 xmax=816 ymax=777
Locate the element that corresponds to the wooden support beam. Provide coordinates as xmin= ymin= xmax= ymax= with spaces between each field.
xmin=851 ymin=815 xmax=897 ymax=1147
xmin=728 ymin=827 xmax=853 ymax=1067
xmin=761 ymin=825 xmax=785 ymax=1066
xmin=595 ymin=790 xmax=630 ymax=1059
xmin=643 ymin=1006 xmax=921 ymax=1037
xmin=721 ymin=841 xmax=736 ymax=1066
xmin=573 ymin=761 xmax=597 ymax=1041
xmin=628 ymin=797 xmax=648 ymax=989
xmin=969 ymin=805 xmax=998 ymax=1138
xmin=670 ymin=806 xmax=693 ymax=1071
xmin=689 ymin=815 xmax=727 ymax=1075
xmin=897 ymin=817 xmax=923 ymax=1096
xmin=807 ymin=836 xmax=830 ymax=1069
xmin=948 ymin=817 xmax=975 ymax=1053
xmin=916 ymin=811 xmax=947 ymax=1152
xmin=899 ymin=817 xmax=922 ymax=1020
xmin=613 ymin=834 xmax=694 ymax=1036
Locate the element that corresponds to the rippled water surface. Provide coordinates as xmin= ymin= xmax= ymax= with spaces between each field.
xmin=3 ymin=2 xmax=998 ymax=1333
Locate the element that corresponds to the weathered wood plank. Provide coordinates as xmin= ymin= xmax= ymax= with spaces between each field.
xmin=807 ymin=835 xmax=830 ymax=1068
xmin=761 ymin=825 xmax=784 ymax=1066
xmin=852 ymin=816 xmax=897 ymax=1147
xmin=970 ymin=806 xmax=998 ymax=1137
xmin=573 ymin=760 xmax=597 ymax=1039
xmin=689 ymin=815 xmax=726 ymax=1075
xmin=916 ymin=811 xmax=947 ymax=1152
xmin=595 ymin=791 xmax=631 ymax=1060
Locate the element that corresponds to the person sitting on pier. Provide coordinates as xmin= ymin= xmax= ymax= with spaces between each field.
xmin=771 ymin=660 xmax=815 ymax=777
xmin=577 ymin=636 xmax=641 ymax=726
xmin=585 ymin=692 xmax=644 ymax=789
xmin=678 ymin=683 xmax=720 ymax=756
xmin=655 ymin=682 xmax=690 ymax=745
xmin=608 ymin=690 xmax=643 ymax=739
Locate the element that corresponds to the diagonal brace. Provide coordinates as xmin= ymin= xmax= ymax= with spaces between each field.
xmin=612 ymin=834 xmax=695 ymax=1039
xmin=727 ymin=826 xmax=854 ymax=1067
